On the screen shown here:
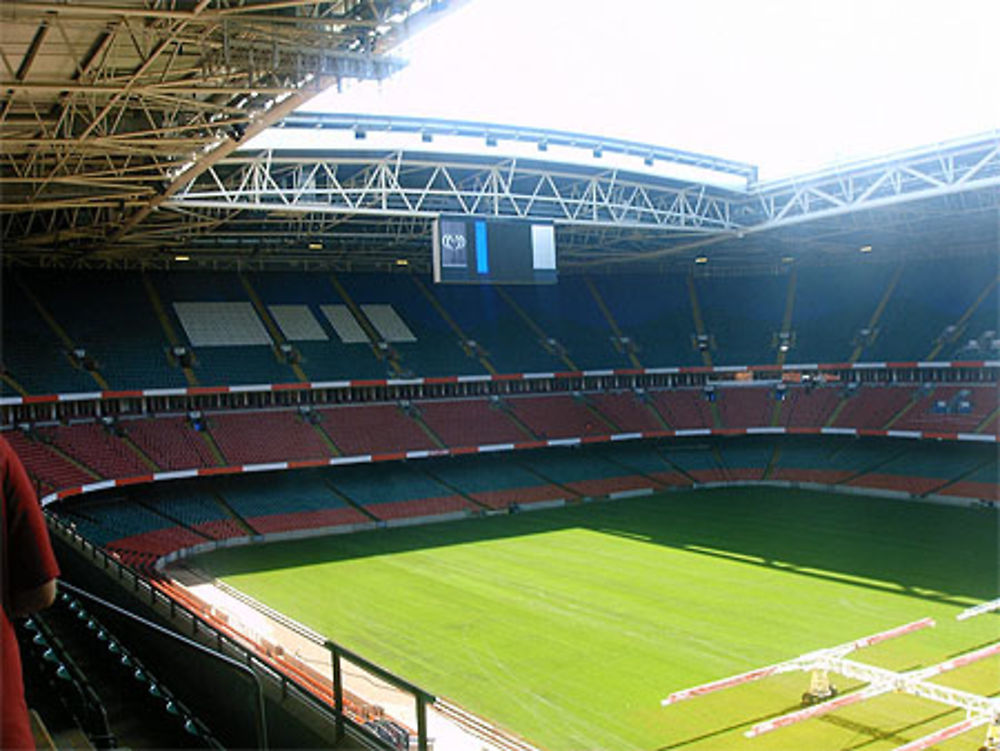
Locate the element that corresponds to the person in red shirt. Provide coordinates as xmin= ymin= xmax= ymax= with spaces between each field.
xmin=2 ymin=436 xmax=60 ymax=750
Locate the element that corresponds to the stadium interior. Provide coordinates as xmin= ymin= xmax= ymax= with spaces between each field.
xmin=1 ymin=1 xmax=998 ymax=749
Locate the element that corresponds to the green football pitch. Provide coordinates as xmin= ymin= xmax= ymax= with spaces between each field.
xmin=196 ymin=487 xmax=1000 ymax=751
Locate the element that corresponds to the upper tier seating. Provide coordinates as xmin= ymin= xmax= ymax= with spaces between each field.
xmin=946 ymin=280 xmax=999 ymax=361
xmin=20 ymin=270 xmax=187 ymax=390
xmin=860 ymin=255 xmax=1000 ymax=362
xmin=333 ymin=273 xmax=489 ymax=377
xmin=246 ymin=271 xmax=387 ymax=380
xmin=695 ymin=274 xmax=788 ymax=366
xmin=3 ymin=255 xmax=996 ymax=394
xmin=149 ymin=271 xmax=298 ymax=387
xmin=790 ymin=263 xmax=897 ymax=364
xmin=1 ymin=276 xmax=101 ymax=396
xmin=588 ymin=275 xmax=699 ymax=368
xmin=499 ymin=278 xmax=629 ymax=370
xmin=428 ymin=283 xmax=565 ymax=374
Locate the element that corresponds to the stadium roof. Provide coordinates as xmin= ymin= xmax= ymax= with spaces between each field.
xmin=0 ymin=0 xmax=464 ymax=259
xmin=1 ymin=3 xmax=997 ymax=273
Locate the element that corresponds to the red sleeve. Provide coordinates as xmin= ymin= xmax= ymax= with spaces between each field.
xmin=3 ymin=439 xmax=59 ymax=597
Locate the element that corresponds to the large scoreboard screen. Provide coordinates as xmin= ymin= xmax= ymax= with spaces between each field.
xmin=433 ymin=215 xmax=557 ymax=285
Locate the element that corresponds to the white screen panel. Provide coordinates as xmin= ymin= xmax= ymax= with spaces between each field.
xmin=362 ymin=304 xmax=417 ymax=343
xmin=321 ymin=305 xmax=369 ymax=343
xmin=531 ymin=224 xmax=556 ymax=270
xmin=173 ymin=302 xmax=272 ymax=347
xmin=269 ymin=305 xmax=328 ymax=341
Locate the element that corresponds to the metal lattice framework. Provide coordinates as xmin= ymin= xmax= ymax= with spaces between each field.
xmin=2 ymin=13 xmax=998 ymax=271
xmin=0 ymin=0 xmax=465 ymax=260
xmin=662 ymin=616 xmax=1000 ymax=751
xmin=753 ymin=133 xmax=1000 ymax=229
xmin=131 ymin=120 xmax=999 ymax=271
xmin=168 ymin=150 xmax=742 ymax=230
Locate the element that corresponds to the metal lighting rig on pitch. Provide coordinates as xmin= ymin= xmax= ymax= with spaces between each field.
xmin=661 ymin=612 xmax=1000 ymax=751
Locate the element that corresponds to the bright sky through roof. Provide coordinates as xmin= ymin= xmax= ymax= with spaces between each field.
xmin=293 ymin=0 xmax=1000 ymax=180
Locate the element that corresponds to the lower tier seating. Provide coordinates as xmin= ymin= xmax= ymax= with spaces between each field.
xmin=651 ymin=390 xmax=715 ymax=429
xmin=427 ymin=455 xmax=567 ymax=509
xmin=317 ymin=404 xmax=437 ymax=455
xmin=586 ymin=391 xmax=664 ymax=432
xmin=5 ymin=430 xmax=97 ymax=495
xmin=716 ymin=387 xmax=773 ymax=429
xmin=505 ymin=394 xmax=614 ymax=439
xmin=417 ymin=399 xmax=528 ymax=446
xmin=832 ymin=385 xmax=917 ymax=429
xmin=36 ymin=422 xmax=150 ymax=480
xmin=47 ymin=436 xmax=997 ymax=570
xmin=209 ymin=410 xmax=330 ymax=465
xmin=7 ymin=385 xmax=994 ymax=498
xmin=124 ymin=415 xmax=220 ymax=471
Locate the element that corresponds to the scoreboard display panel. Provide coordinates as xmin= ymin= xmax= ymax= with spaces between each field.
xmin=433 ymin=215 xmax=557 ymax=285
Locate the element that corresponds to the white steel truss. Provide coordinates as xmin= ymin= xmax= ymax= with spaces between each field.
xmin=661 ymin=616 xmax=1000 ymax=751
xmin=121 ymin=128 xmax=1000 ymax=270
xmin=4 ymin=104 xmax=998 ymax=266
xmin=169 ymin=152 xmax=741 ymax=230
xmin=958 ymin=597 xmax=1000 ymax=621
xmin=750 ymin=133 xmax=1000 ymax=230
